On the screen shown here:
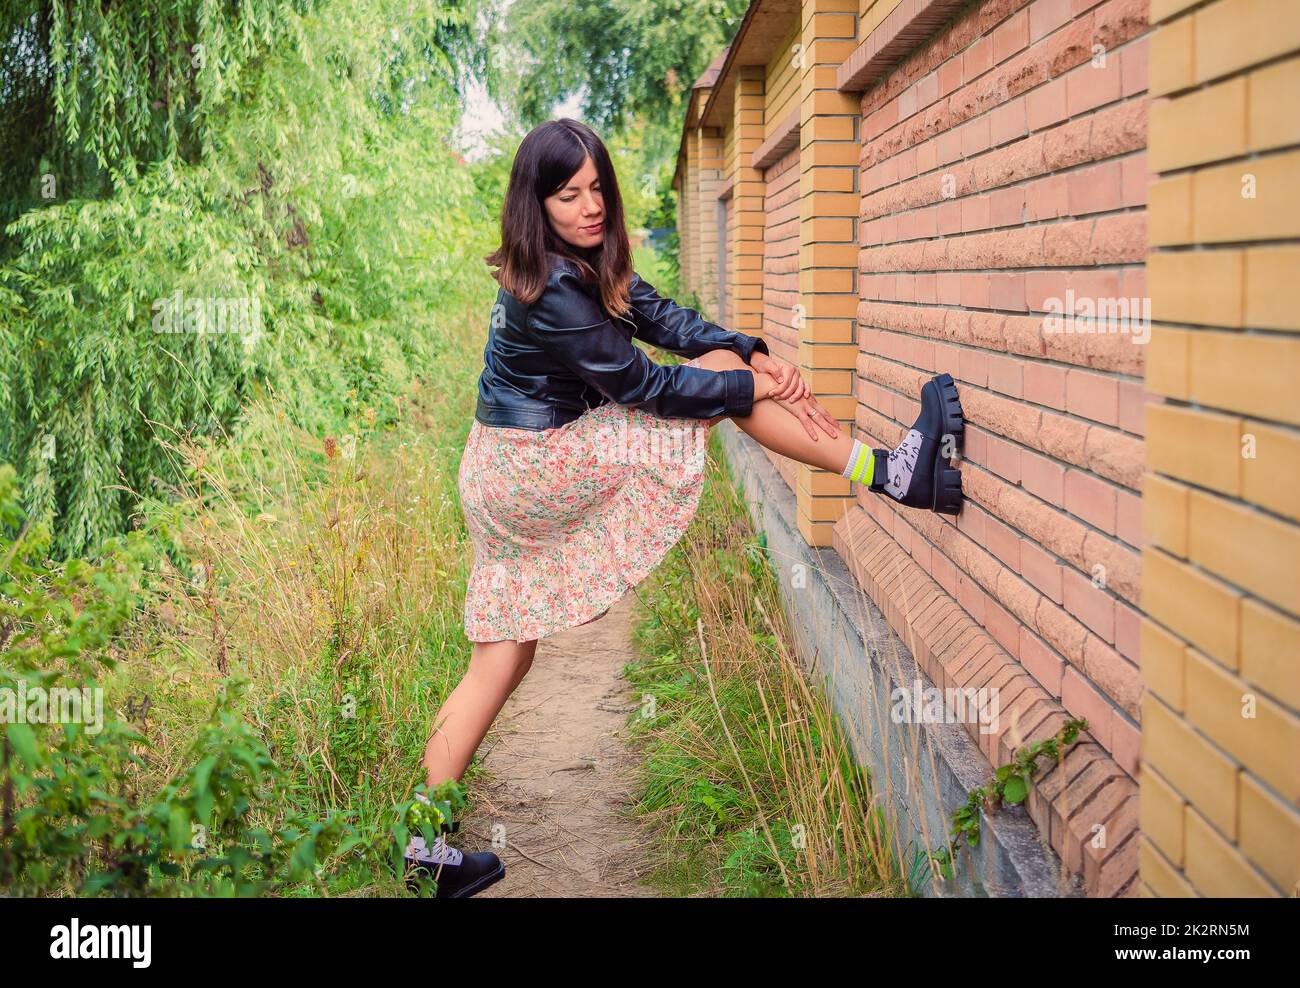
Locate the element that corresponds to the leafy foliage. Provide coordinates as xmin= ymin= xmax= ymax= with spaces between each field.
xmin=0 ymin=0 xmax=318 ymax=234
xmin=495 ymin=0 xmax=747 ymax=152
xmin=930 ymin=718 xmax=1089 ymax=881
xmin=1 ymin=0 xmax=489 ymax=558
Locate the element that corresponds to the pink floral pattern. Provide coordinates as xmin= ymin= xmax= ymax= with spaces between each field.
xmin=459 ymin=356 xmax=713 ymax=642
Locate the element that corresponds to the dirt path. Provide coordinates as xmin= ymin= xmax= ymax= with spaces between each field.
xmin=461 ymin=593 xmax=659 ymax=897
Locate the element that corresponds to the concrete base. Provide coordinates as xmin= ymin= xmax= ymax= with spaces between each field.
xmin=714 ymin=421 xmax=1083 ymax=898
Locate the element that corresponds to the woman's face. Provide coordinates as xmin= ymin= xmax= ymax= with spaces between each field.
xmin=544 ymin=155 xmax=605 ymax=249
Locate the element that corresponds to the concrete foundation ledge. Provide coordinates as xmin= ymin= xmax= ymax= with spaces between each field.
xmin=715 ymin=420 xmax=1098 ymax=897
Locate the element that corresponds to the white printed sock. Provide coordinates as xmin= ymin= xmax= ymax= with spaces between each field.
xmin=882 ymin=429 xmax=924 ymax=500
xmin=405 ymin=791 xmax=463 ymax=865
xmin=407 ymin=832 xmax=464 ymax=867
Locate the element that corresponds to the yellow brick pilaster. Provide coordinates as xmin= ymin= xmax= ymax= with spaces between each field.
xmin=696 ymin=124 xmax=724 ymax=312
xmin=678 ymin=119 xmax=696 ymax=297
xmin=1141 ymin=0 xmax=1300 ymax=899
xmin=728 ymin=66 xmax=766 ymax=334
xmin=797 ymin=0 xmax=860 ymax=546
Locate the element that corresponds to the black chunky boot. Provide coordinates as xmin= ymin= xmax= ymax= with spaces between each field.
xmin=868 ymin=372 xmax=965 ymax=515
xmin=404 ymin=822 xmax=506 ymax=899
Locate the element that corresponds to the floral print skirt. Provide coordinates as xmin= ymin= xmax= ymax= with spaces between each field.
xmin=459 ymin=357 xmax=712 ymax=642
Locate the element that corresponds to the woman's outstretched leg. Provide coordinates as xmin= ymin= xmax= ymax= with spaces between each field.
xmin=403 ymin=638 xmax=531 ymax=897
xmin=708 ymin=370 xmax=857 ymax=473
xmin=694 ymin=348 xmax=854 ymax=469
xmin=423 ymin=637 xmax=538 ymax=786
xmin=693 ymin=348 xmax=965 ymax=515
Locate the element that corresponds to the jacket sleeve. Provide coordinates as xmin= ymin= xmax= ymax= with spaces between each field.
xmin=625 ymin=271 xmax=771 ymax=363
xmin=527 ymin=269 xmax=758 ymax=420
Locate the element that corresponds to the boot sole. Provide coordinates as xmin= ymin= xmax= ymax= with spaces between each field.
xmin=929 ymin=373 xmax=965 ymax=516
xmin=443 ymin=860 xmax=506 ymax=899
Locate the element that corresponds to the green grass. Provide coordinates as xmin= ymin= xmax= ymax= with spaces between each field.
xmin=623 ymin=424 xmax=916 ymax=898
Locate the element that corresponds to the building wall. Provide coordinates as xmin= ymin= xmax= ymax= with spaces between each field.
xmin=1138 ymin=0 xmax=1300 ymax=898
xmin=734 ymin=69 xmax=769 ymax=338
xmin=692 ymin=124 xmax=726 ymax=310
xmin=856 ymin=0 xmax=1151 ymax=774
xmin=674 ymin=0 xmax=1298 ymax=897
xmin=860 ymin=0 xmax=907 ymax=35
xmin=759 ymin=23 xmax=805 ymax=492
xmin=798 ymin=0 xmax=863 ymax=546
xmin=678 ymin=135 xmax=695 ymax=297
xmin=767 ymin=22 xmax=802 ymax=131
xmin=723 ymin=105 xmax=741 ymax=329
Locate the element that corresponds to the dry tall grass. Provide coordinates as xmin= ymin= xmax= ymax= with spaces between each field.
xmin=98 ymin=309 xmax=485 ymax=894
xmin=625 ymin=428 xmax=963 ymax=897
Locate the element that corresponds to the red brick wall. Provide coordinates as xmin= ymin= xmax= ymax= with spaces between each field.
xmin=761 ymin=145 xmax=803 ymax=492
xmin=854 ymin=0 xmax=1151 ymax=777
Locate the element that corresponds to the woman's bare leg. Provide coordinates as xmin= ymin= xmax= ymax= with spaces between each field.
xmin=694 ymin=349 xmax=856 ymax=473
xmin=423 ymin=638 xmax=538 ymax=786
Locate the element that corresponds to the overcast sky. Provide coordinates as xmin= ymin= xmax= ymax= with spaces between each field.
xmin=455 ymin=75 xmax=583 ymax=162
xmin=452 ymin=0 xmax=584 ymax=161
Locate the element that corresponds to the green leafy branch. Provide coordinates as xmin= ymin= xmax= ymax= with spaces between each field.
xmin=930 ymin=718 xmax=1089 ymax=882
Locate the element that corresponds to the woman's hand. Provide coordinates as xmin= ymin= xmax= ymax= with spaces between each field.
xmin=750 ymin=352 xmax=809 ymax=402
xmin=749 ymin=354 xmax=837 ymax=439
xmin=774 ymin=393 xmax=842 ymax=441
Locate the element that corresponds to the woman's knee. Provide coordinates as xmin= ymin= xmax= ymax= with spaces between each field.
xmin=684 ymin=351 xmax=745 ymax=427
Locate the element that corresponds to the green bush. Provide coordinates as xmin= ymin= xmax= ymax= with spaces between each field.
xmin=0 ymin=0 xmax=492 ymax=558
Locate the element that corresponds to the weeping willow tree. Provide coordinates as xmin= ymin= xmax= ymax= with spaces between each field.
xmin=1 ymin=1 xmax=303 ymax=236
xmin=0 ymin=1 xmax=489 ymax=233
xmin=0 ymin=0 xmax=495 ymax=557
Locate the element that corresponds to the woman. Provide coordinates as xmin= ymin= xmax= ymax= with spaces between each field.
xmin=404 ymin=118 xmax=964 ymax=897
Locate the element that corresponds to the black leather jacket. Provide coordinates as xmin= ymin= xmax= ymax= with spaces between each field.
xmin=473 ymin=256 xmax=770 ymax=431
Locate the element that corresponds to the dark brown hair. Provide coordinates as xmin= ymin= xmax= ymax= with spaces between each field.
xmin=484 ymin=118 xmax=634 ymax=317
